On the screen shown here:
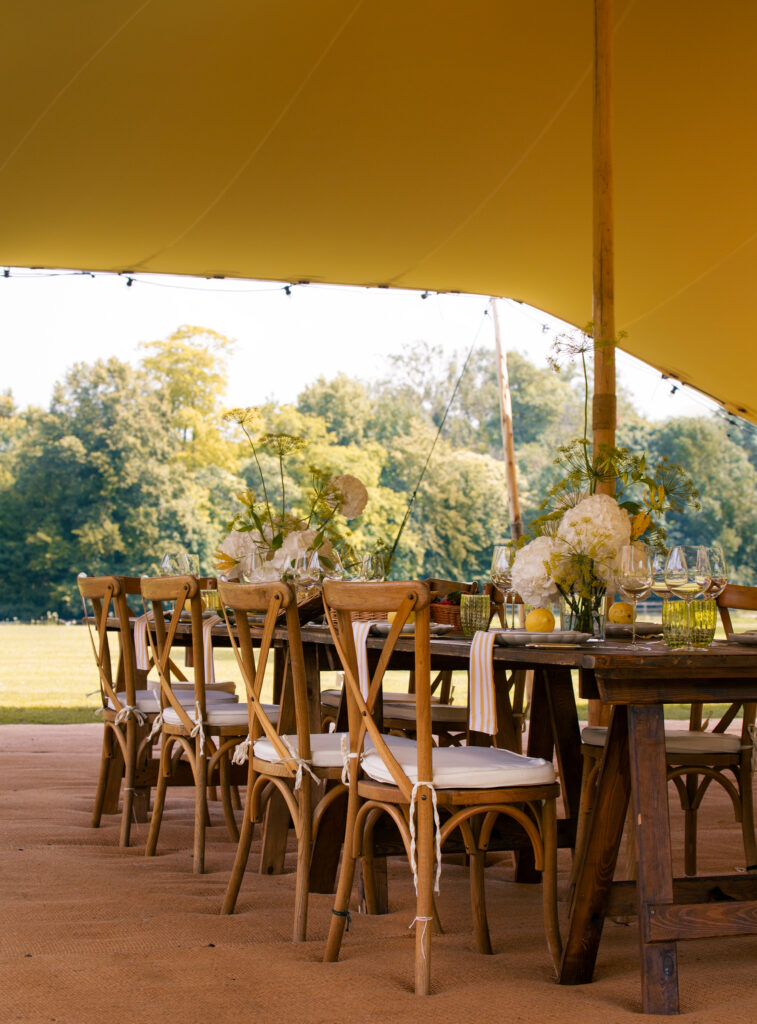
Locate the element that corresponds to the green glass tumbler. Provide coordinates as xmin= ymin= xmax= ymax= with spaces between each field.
xmin=460 ymin=594 xmax=491 ymax=637
xmin=690 ymin=598 xmax=717 ymax=648
xmin=662 ymin=599 xmax=688 ymax=649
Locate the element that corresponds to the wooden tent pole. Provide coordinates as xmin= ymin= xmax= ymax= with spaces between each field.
xmin=490 ymin=298 xmax=523 ymax=543
xmin=592 ymin=0 xmax=616 ymax=494
xmin=590 ymin=0 xmax=616 ymax=728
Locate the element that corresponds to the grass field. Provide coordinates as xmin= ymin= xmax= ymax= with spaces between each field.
xmin=2 ymin=615 xmax=754 ymax=725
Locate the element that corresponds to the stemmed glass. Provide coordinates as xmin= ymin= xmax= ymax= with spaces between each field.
xmin=161 ymin=551 xmax=200 ymax=576
xmin=705 ymin=544 xmax=728 ymax=599
xmin=618 ymin=543 xmax=653 ymax=647
xmin=490 ymin=543 xmax=515 ymax=628
xmin=664 ymin=545 xmax=712 ymax=650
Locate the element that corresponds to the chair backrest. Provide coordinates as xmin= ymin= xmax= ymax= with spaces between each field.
xmin=140 ymin=574 xmax=207 ymax=732
xmin=692 ymin=584 xmax=757 ymax=736
xmin=323 ymin=580 xmax=431 ymax=802
xmin=217 ymin=581 xmax=307 ymax=768
xmin=423 ymin=577 xmax=478 ymax=600
xmin=78 ymin=574 xmax=138 ymax=712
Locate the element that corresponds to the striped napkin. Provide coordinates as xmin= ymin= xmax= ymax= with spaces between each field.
xmin=468 ymin=630 xmax=498 ymax=735
xmin=202 ymin=614 xmax=222 ymax=686
xmin=351 ymin=620 xmax=382 ymax=699
xmin=133 ymin=613 xmax=151 ymax=672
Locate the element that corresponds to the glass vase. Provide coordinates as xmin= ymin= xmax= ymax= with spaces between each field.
xmin=559 ymin=588 xmax=607 ymax=639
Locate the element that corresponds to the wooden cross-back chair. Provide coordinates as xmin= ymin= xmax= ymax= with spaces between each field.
xmin=577 ymin=584 xmax=757 ymax=877
xmin=79 ymin=574 xmax=156 ymax=846
xmin=322 ymin=580 xmax=562 ymax=995
xmin=321 ymin=576 xmax=477 ymax=744
xmin=141 ymin=574 xmax=249 ymax=873
xmin=218 ymin=580 xmax=351 ymax=940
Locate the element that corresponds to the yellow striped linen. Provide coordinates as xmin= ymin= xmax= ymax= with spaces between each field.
xmin=202 ymin=613 xmax=222 ymax=686
xmin=468 ymin=630 xmax=498 ymax=735
xmin=351 ymin=620 xmax=382 ymax=699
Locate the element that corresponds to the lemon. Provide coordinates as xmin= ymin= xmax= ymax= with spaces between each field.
xmin=608 ymin=601 xmax=634 ymax=624
xmin=387 ymin=610 xmax=415 ymax=625
xmin=525 ymin=608 xmax=555 ymax=633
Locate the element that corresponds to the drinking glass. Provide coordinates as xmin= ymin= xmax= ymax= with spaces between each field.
xmin=690 ymin=599 xmax=717 ymax=648
xmin=361 ymin=552 xmax=386 ymax=581
xmin=618 ymin=543 xmax=653 ymax=647
xmin=664 ymin=545 xmax=712 ymax=650
xmin=705 ymin=544 xmax=728 ymax=599
xmin=662 ymin=599 xmax=688 ymax=649
xmin=490 ymin=543 xmax=515 ymax=628
xmin=460 ymin=594 xmax=491 ymax=637
xmin=650 ymin=549 xmax=670 ymax=601
xmin=160 ymin=551 xmax=200 ymax=576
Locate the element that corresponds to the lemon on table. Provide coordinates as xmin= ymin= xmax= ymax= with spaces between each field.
xmin=608 ymin=601 xmax=634 ymax=625
xmin=387 ymin=610 xmax=415 ymax=625
xmin=525 ymin=608 xmax=555 ymax=633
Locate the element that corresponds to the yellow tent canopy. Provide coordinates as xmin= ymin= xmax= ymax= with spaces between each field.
xmin=2 ymin=1 xmax=756 ymax=419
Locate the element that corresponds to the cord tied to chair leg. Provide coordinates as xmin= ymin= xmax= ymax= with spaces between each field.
xmin=146 ymin=710 xmax=164 ymax=743
xmin=331 ymin=908 xmax=352 ymax=932
xmin=409 ymin=780 xmax=442 ymax=895
xmin=408 ymin=916 xmax=433 ymax=958
xmin=189 ymin=701 xmax=206 ymax=752
xmin=340 ymin=733 xmax=361 ymax=785
xmin=232 ymin=734 xmax=251 ymax=765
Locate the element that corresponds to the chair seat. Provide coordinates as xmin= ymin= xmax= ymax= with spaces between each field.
xmin=581 ymin=725 xmax=742 ymax=755
xmin=382 ymin=701 xmax=468 ymax=724
xmin=254 ymin=731 xmax=417 ymax=769
xmin=107 ymin=689 xmax=238 ymax=712
xmin=362 ymin=742 xmax=556 ymax=789
xmin=321 ymin=688 xmax=441 ymax=708
xmin=164 ymin=704 xmax=262 ymax=728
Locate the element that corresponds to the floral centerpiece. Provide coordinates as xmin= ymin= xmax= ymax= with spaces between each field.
xmin=213 ymin=409 xmax=368 ymax=591
xmin=510 ymin=328 xmax=700 ymax=636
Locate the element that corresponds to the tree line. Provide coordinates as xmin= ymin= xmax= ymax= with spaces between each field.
xmin=2 ymin=326 xmax=756 ymax=619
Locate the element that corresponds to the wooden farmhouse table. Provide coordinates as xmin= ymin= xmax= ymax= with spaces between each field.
xmin=98 ymin=614 xmax=757 ymax=1013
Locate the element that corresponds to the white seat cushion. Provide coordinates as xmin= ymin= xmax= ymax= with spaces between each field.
xmin=582 ymin=725 xmax=742 ymax=755
xmin=362 ymin=742 xmax=555 ymax=789
xmin=254 ymin=731 xmax=417 ymax=769
xmin=321 ymin=688 xmax=441 ymax=708
xmin=382 ymin=701 xmax=468 ymax=723
xmin=164 ymin=704 xmax=261 ymax=728
xmin=107 ymin=689 xmax=238 ymax=712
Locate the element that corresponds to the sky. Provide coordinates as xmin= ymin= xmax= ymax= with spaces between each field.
xmin=0 ymin=268 xmax=718 ymax=422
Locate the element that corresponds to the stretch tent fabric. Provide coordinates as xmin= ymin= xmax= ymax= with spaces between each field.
xmin=2 ymin=1 xmax=757 ymax=421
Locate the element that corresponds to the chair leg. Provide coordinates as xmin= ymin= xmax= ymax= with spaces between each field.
xmin=91 ymin=726 xmax=113 ymax=828
xmin=413 ymin=793 xmax=434 ymax=995
xmin=219 ymin=751 xmax=240 ymax=842
xmin=469 ymin=847 xmax=492 ymax=954
xmin=541 ymin=798 xmax=562 ymax=973
xmin=739 ymin=761 xmax=757 ymax=868
xmin=221 ymin=770 xmax=257 ymax=915
xmin=293 ymin=782 xmax=312 ymax=942
xmin=194 ymin=743 xmax=208 ymax=874
xmin=145 ymin=738 xmax=170 ymax=857
xmin=119 ymin=720 xmax=137 ymax=848
xmin=324 ymin=788 xmax=360 ymax=963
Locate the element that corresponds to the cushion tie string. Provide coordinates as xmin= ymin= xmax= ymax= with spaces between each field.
xmin=409 ymin=780 xmax=442 ymax=895
xmin=146 ymin=710 xmax=164 ymax=743
xmin=279 ymin=736 xmax=319 ymax=791
xmin=340 ymin=733 xmax=360 ymax=785
xmin=408 ymin=915 xmax=433 ymax=959
xmin=189 ymin=701 xmax=206 ymax=751
xmin=232 ymin=735 xmax=251 ymax=765
xmin=113 ymin=705 xmax=147 ymax=726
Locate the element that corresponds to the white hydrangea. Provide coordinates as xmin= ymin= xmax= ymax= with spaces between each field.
xmin=556 ymin=493 xmax=631 ymax=581
xmin=217 ymin=530 xmax=255 ymax=580
xmin=511 ymin=536 xmax=560 ymax=608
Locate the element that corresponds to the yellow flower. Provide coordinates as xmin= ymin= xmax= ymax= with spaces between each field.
xmin=630 ymin=510 xmax=651 ymax=540
xmin=212 ymin=550 xmax=240 ymax=572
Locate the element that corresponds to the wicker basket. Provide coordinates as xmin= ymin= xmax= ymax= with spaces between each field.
xmin=430 ymin=602 xmax=462 ymax=630
xmin=327 ymin=608 xmax=388 ymax=631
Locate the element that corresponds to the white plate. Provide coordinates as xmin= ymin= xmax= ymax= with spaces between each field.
xmin=605 ymin=621 xmax=663 ymax=638
xmin=732 ymin=632 xmax=757 ymax=646
xmin=495 ymin=629 xmax=592 ymax=646
xmin=370 ymin=622 xmax=454 ymax=636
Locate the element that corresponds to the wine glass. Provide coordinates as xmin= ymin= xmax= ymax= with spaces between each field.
xmin=361 ymin=552 xmax=386 ymax=581
xmin=618 ymin=543 xmax=653 ymax=647
xmin=160 ymin=551 xmax=200 ymax=576
xmin=705 ymin=544 xmax=728 ymax=598
xmin=490 ymin=543 xmax=515 ymax=628
xmin=664 ymin=545 xmax=712 ymax=649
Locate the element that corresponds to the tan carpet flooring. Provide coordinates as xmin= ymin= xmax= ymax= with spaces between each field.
xmin=1 ymin=724 xmax=756 ymax=1023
